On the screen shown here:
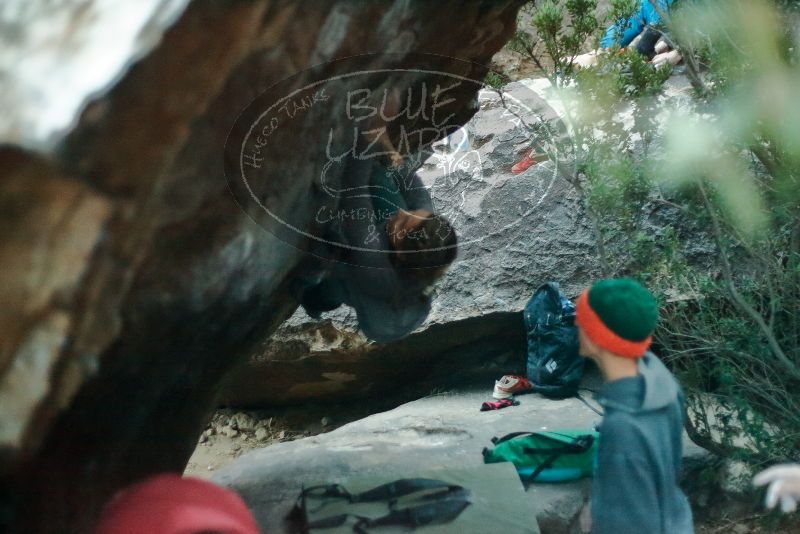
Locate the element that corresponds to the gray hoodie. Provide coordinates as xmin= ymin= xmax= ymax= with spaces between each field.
xmin=331 ymin=156 xmax=435 ymax=343
xmin=591 ymin=351 xmax=694 ymax=534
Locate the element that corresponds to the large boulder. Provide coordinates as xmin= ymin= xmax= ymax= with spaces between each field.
xmin=0 ymin=1 xmax=525 ymax=531
xmin=219 ymin=74 xmax=706 ymax=409
xmin=220 ymin=80 xmax=600 ymax=407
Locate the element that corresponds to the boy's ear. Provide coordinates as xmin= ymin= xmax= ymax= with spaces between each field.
xmin=577 ymin=328 xmax=597 ymax=358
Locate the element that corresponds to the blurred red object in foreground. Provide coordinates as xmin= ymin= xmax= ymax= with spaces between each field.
xmin=95 ymin=473 xmax=260 ymax=534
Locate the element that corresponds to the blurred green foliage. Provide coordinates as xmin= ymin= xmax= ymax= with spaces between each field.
xmin=510 ymin=0 xmax=800 ymax=463
xmin=483 ymin=70 xmax=508 ymax=89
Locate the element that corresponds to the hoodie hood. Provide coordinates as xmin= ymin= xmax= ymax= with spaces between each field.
xmin=598 ymin=352 xmax=679 ymax=413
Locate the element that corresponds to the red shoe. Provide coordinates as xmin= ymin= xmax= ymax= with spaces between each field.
xmin=480 ymin=398 xmax=520 ymax=411
xmin=511 ymin=150 xmax=548 ymax=174
xmin=493 ymin=375 xmax=534 ymax=399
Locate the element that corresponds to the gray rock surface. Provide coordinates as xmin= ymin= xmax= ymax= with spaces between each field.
xmin=0 ymin=0 xmax=190 ymax=149
xmin=221 ymin=81 xmax=599 ymax=407
xmin=220 ymin=74 xmax=711 ymax=408
xmin=214 ymin=370 xmax=707 ymax=533
xmin=0 ymin=2 xmax=526 ymax=531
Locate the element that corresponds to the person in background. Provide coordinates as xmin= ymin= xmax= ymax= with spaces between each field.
xmin=573 ymin=0 xmax=681 ymax=69
xmin=575 ymin=278 xmax=693 ymax=534
xmin=94 ymin=473 xmax=260 ymax=534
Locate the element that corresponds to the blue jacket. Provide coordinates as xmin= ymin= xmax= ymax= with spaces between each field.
xmin=591 ymin=352 xmax=694 ymax=534
xmin=600 ymin=0 xmax=673 ymax=48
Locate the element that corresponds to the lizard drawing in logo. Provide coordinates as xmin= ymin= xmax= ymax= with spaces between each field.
xmin=424 ymin=126 xmax=483 ymax=221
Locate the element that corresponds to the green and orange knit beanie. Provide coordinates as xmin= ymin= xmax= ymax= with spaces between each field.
xmin=575 ymin=278 xmax=658 ymax=358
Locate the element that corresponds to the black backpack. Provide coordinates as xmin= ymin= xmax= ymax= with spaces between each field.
xmin=524 ymin=283 xmax=584 ymax=399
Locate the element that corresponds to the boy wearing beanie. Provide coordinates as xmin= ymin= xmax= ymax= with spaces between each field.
xmin=575 ymin=279 xmax=693 ymax=534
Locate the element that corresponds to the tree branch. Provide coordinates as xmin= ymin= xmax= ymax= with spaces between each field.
xmin=750 ymin=142 xmax=782 ymax=179
xmin=569 ymin=172 xmax=613 ymax=276
xmin=697 ymin=181 xmax=799 ymax=379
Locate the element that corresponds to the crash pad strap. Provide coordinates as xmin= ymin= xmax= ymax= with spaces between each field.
xmin=295 ymin=479 xmax=471 ymax=533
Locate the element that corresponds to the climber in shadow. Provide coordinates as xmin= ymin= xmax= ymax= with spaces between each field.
xmin=295 ymin=143 xmax=458 ymax=343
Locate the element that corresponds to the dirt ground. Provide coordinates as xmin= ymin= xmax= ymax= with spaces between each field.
xmin=184 ymin=397 xmax=391 ymax=478
xmin=184 ymin=409 xmax=321 ymax=478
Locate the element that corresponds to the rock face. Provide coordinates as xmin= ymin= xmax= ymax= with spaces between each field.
xmin=0 ymin=1 xmax=525 ymax=531
xmin=212 ymin=378 xmax=707 ymax=533
xmin=220 ymin=74 xmax=706 ymax=409
xmin=220 ymin=79 xmax=600 ymax=407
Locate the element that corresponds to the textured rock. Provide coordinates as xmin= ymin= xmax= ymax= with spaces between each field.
xmin=220 ymin=74 xmax=708 ymax=409
xmin=0 ymin=0 xmax=191 ymax=149
xmin=719 ymin=460 xmax=757 ymax=497
xmin=221 ymin=79 xmax=599 ymax=407
xmin=0 ymin=1 xmax=525 ymax=531
xmin=213 ymin=375 xmax=707 ymax=533
xmin=221 ymin=311 xmax=528 ymax=407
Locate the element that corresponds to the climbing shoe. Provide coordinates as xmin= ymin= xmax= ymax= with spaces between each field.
xmin=492 ymin=375 xmax=534 ymax=399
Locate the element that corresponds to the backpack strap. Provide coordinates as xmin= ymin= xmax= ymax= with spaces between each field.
xmin=523 ymin=433 xmax=595 ymax=455
xmin=575 ymin=391 xmax=604 ymax=416
xmin=524 ymin=449 xmax=564 ymax=485
xmin=491 ymin=431 xmax=595 ymax=450
xmin=351 ymin=478 xmax=456 ymax=503
xmin=490 ymin=431 xmax=534 ymax=445
xmin=523 ymin=434 xmax=596 ymax=485
xmin=354 ymin=487 xmax=471 ymax=532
